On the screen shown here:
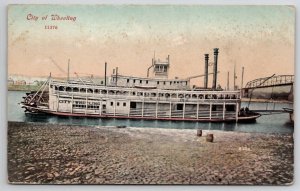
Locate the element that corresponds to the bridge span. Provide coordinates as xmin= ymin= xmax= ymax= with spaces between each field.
xmin=242 ymin=75 xmax=294 ymax=101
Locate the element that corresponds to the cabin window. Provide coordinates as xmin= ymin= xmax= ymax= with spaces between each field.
xmin=101 ymin=81 xmax=103 ymax=84
xmin=226 ymin=105 xmax=235 ymax=112
xmin=170 ymin=82 xmax=172 ymax=85
xmin=176 ymin=104 xmax=183 ymax=110
xmin=133 ymin=79 xmax=136 ymax=83
xmin=157 ymin=81 xmax=159 ymax=85
xmin=130 ymin=102 xmax=137 ymax=109
xmin=123 ymin=102 xmax=126 ymax=107
xmin=212 ymin=105 xmax=217 ymax=111
xmin=140 ymin=80 xmax=142 ymax=84
xmin=146 ymin=80 xmax=148 ymax=84
xmin=117 ymin=102 xmax=120 ymax=106
xmin=163 ymin=81 xmax=166 ymax=85
xmin=111 ymin=102 xmax=113 ymax=106
xmin=127 ymin=79 xmax=130 ymax=83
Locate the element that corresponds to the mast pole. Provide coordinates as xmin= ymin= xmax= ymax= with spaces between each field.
xmin=104 ymin=62 xmax=107 ymax=86
xmin=67 ymin=59 xmax=70 ymax=82
xmin=227 ymin=71 xmax=230 ymax=90
xmin=233 ymin=63 xmax=236 ymax=90
xmin=241 ymin=66 xmax=244 ymax=89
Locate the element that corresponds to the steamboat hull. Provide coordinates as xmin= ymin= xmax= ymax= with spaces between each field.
xmin=20 ymin=104 xmax=261 ymax=123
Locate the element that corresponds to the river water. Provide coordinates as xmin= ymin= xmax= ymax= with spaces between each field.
xmin=8 ymin=91 xmax=294 ymax=134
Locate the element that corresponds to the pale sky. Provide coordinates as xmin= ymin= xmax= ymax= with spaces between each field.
xmin=8 ymin=5 xmax=295 ymax=88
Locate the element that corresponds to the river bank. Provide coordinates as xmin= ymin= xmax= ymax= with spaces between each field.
xmin=7 ymin=121 xmax=293 ymax=185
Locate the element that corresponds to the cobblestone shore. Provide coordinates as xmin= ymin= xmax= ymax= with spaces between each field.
xmin=7 ymin=121 xmax=294 ymax=185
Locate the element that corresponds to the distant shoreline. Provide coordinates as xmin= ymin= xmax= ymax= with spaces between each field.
xmin=8 ymin=85 xmax=39 ymax=91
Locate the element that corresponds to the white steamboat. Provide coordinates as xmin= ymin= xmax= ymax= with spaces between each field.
xmin=20 ymin=48 xmax=261 ymax=122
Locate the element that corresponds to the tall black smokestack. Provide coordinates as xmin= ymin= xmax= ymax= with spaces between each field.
xmin=213 ymin=48 xmax=219 ymax=89
xmin=204 ymin=54 xmax=209 ymax=89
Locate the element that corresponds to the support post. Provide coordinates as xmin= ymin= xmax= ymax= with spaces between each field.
xmin=100 ymin=100 xmax=102 ymax=115
xmin=169 ymin=101 xmax=172 ymax=118
xmin=155 ymin=101 xmax=158 ymax=118
xmin=71 ymin=94 xmax=73 ymax=114
xmin=236 ymin=102 xmax=239 ymax=122
xmin=223 ymin=102 xmax=226 ymax=120
xmin=56 ymin=93 xmax=59 ymax=112
xmin=85 ymin=97 xmax=87 ymax=115
xmin=142 ymin=100 xmax=144 ymax=117
xmin=183 ymin=102 xmax=186 ymax=118
xmin=209 ymin=103 xmax=212 ymax=120
xmin=114 ymin=101 xmax=116 ymax=116
xmin=196 ymin=103 xmax=199 ymax=119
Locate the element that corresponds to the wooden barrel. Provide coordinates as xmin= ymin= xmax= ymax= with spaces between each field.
xmin=197 ymin=129 xmax=202 ymax=137
xmin=206 ymin=134 xmax=214 ymax=142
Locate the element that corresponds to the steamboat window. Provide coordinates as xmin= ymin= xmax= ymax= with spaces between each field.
xmin=117 ymin=102 xmax=120 ymax=106
xmin=111 ymin=102 xmax=113 ymax=106
xmin=226 ymin=105 xmax=235 ymax=111
xmin=130 ymin=102 xmax=136 ymax=109
xmin=163 ymin=81 xmax=166 ymax=85
xmin=133 ymin=79 xmax=136 ymax=83
xmin=140 ymin=80 xmax=142 ymax=84
xmin=146 ymin=80 xmax=148 ymax=84
xmin=123 ymin=102 xmax=126 ymax=107
xmin=176 ymin=104 xmax=183 ymax=110
xmin=157 ymin=81 xmax=159 ymax=85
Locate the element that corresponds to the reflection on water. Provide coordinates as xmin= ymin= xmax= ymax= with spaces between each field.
xmin=8 ymin=91 xmax=294 ymax=134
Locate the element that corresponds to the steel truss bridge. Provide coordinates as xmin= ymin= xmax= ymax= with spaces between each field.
xmin=244 ymin=75 xmax=294 ymax=89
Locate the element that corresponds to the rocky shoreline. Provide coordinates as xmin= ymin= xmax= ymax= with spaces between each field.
xmin=7 ymin=121 xmax=294 ymax=185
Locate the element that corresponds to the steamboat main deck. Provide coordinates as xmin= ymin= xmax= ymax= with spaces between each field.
xmin=21 ymin=79 xmax=260 ymax=122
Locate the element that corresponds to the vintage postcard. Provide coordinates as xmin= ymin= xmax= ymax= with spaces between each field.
xmin=7 ymin=5 xmax=294 ymax=185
